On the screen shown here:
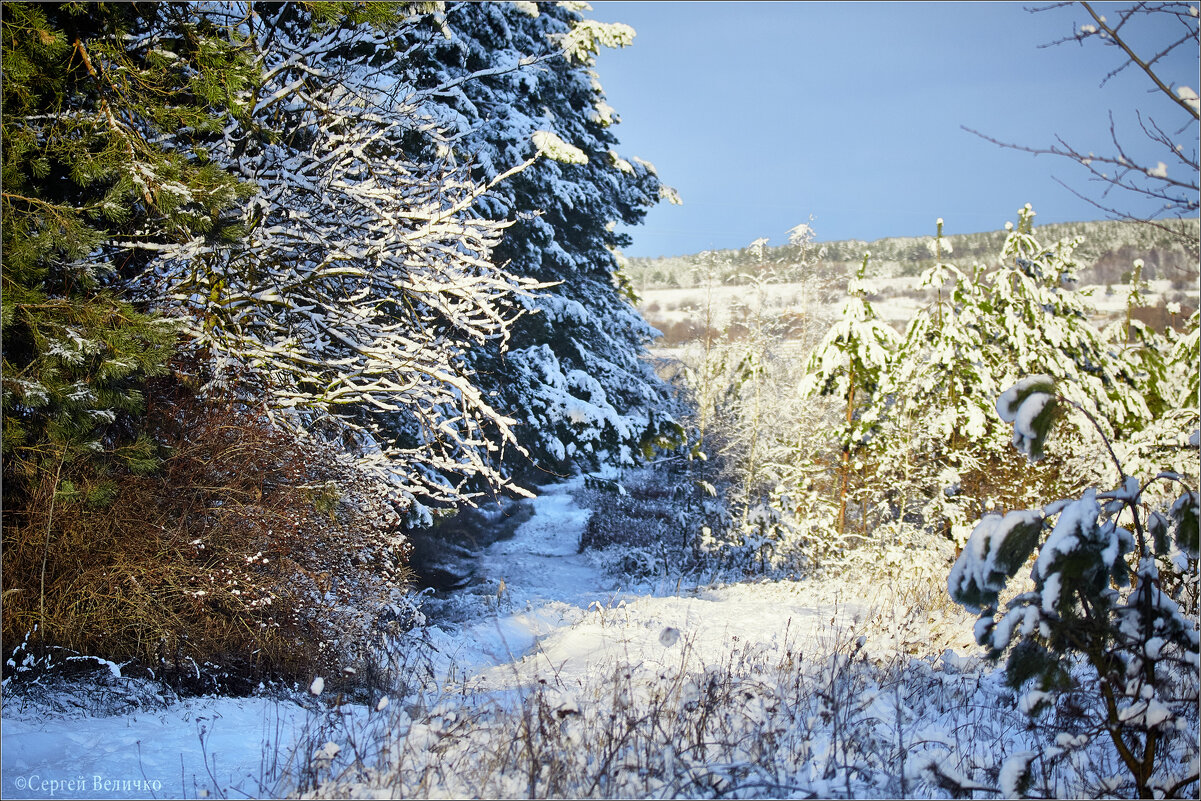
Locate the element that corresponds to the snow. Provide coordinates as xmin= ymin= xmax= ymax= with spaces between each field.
xmin=4 ymin=475 xmax=1195 ymax=798
xmin=1 ymin=477 xmax=914 ymax=797
xmin=948 ymin=509 xmax=1043 ymax=612
xmin=413 ymin=477 xmax=874 ymax=690
xmin=1019 ymin=689 xmax=1053 ymax=715
xmin=1179 ymin=86 xmax=1200 ymax=112
xmin=1034 ymin=489 xmax=1100 ymax=580
xmin=531 ymin=130 xmax=588 ymax=165
xmin=999 ymin=750 xmax=1036 ymax=796
xmin=2 ymin=696 xmax=316 ymax=799
xmin=1145 ymin=698 xmax=1173 ymax=728
xmin=1012 ymin=391 xmax=1051 ymax=439
xmin=996 ymin=374 xmax=1055 ymax=424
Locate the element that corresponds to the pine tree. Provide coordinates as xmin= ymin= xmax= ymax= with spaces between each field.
xmin=800 ymin=254 xmax=900 ymax=534
xmin=950 ymin=375 xmax=1199 ymax=799
xmin=869 ymin=208 xmax=1173 ymax=542
xmin=1094 ymin=260 xmax=1196 ymax=487
xmin=982 ymin=205 xmax=1150 ymax=444
xmin=2 ymin=2 xmax=253 ymax=500
xmin=873 ymin=220 xmax=1007 ymax=544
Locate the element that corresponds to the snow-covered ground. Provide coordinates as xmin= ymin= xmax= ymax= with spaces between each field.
xmin=0 ymin=477 xmax=915 ymax=798
xmin=413 ymin=478 xmax=902 ymax=692
xmin=2 ymin=694 xmax=315 ymax=799
xmin=639 ymin=277 xmax=1197 ymax=329
xmin=4 ymin=474 xmax=1179 ymax=798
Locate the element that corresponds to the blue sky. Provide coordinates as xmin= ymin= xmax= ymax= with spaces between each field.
xmin=586 ymin=2 xmax=1198 ymax=257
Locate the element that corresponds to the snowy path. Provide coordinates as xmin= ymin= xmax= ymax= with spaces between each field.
xmin=419 ymin=477 xmax=621 ymax=676
xmin=419 ymin=476 xmax=876 ymax=693
xmin=0 ymin=478 xmax=619 ymax=800
xmin=0 ymin=476 xmax=934 ymax=800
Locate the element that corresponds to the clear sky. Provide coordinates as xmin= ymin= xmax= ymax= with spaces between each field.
xmin=586 ymin=2 xmax=1198 ymax=257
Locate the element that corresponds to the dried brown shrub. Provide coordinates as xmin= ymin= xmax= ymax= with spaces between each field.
xmin=2 ymin=370 xmax=415 ymax=691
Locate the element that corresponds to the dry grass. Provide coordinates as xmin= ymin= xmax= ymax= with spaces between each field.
xmin=270 ymin=560 xmax=1196 ymax=799
xmin=2 ymin=375 xmax=415 ymax=692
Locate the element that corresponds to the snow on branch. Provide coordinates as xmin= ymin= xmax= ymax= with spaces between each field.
xmin=136 ymin=10 xmax=549 ymax=506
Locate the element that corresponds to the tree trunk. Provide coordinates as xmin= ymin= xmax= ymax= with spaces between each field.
xmin=837 ymin=379 xmax=856 ymax=535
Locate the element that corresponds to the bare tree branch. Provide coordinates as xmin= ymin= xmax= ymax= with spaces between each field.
xmin=971 ymin=3 xmax=1199 ymax=255
xmin=1079 ymin=1 xmax=1201 ymax=119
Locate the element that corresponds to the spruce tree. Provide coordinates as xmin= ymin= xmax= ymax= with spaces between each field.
xmin=128 ymin=4 xmax=555 ymax=510
xmin=870 ymin=208 xmax=1169 ymax=541
xmin=391 ymin=2 xmax=680 ymax=482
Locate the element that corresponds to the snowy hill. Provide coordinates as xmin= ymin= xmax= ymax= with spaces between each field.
xmin=629 ymin=218 xmax=1200 ymax=346
xmin=625 ymin=217 xmax=1199 ymax=289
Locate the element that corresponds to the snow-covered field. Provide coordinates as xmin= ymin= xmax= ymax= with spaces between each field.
xmin=0 ymin=474 xmax=1180 ymax=798
xmin=639 ymin=277 xmax=1196 ymax=329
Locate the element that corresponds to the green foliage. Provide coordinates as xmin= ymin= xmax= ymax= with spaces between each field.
xmin=1 ymin=4 xmax=253 ymax=272
xmin=1 ymin=2 xmax=265 ymax=670
xmin=306 ymin=1 xmax=410 ymax=28
xmin=800 ymin=253 xmax=899 ymax=451
xmin=995 ymin=375 xmax=1059 ymax=462
xmin=1004 ymin=639 xmax=1070 ymax=698
xmin=982 ymin=207 xmax=1149 ymax=439
xmin=1 ymin=293 xmax=177 ymax=478
xmin=859 ymin=206 xmax=1187 ymax=554
xmin=637 ymin=413 xmax=686 ymax=462
xmin=2 ymin=2 xmax=255 ymax=498
xmin=1170 ymin=490 xmax=1199 ymax=558
xmin=949 ymin=376 xmax=1200 ymax=798
xmin=1170 ymin=311 xmax=1200 ymax=410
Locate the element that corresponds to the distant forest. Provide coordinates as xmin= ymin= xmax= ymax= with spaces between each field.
xmin=625 ymin=217 xmax=1201 ymax=289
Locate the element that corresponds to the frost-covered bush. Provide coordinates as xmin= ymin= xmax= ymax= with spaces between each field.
xmin=666 ymin=249 xmax=845 ymax=575
xmin=949 ymin=375 xmax=1199 ymax=798
xmin=275 ymin=569 xmax=1126 ymax=799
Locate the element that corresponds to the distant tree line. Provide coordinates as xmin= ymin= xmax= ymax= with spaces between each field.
xmin=626 ymin=218 xmax=1199 ymax=289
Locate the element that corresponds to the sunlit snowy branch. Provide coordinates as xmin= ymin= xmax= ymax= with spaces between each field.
xmin=133 ymin=6 xmax=554 ymax=506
